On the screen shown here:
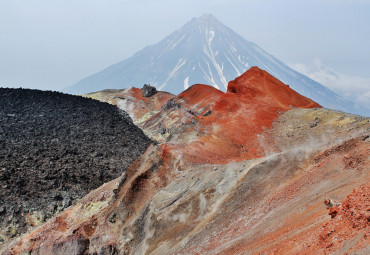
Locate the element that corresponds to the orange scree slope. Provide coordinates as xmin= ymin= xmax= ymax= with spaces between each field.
xmin=162 ymin=66 xmax=321 ymax=164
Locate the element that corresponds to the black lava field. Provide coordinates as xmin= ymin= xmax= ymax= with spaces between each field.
xmin=0 ymin=88 xmax=153 ymax=238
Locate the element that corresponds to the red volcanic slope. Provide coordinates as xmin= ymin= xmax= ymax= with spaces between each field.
xmin=163 ymin=66 xmax=321 ymax=164
xmin=129 ymin=88 xmax=174 ymax=110
xmin=316 ymin=184 xmax=370 ymax=253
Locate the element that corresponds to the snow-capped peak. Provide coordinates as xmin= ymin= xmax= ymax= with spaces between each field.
xmin=64 ymin=14 xmax=362 ymax=115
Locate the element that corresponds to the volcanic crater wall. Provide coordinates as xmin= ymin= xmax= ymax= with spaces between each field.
xmin=2 ymin=67 xmax=369 ymax=254
xmin=0 ymin=88 xmax=153 ymax=241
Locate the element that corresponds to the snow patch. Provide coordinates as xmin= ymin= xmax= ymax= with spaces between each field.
xmin=208 ymin=29 xmax=215 ymax=45
xmin=159 ymin=58 xmax=187 ymax=90
xmin=170 ymin=34 xmax=186 ymax=50
xmin=226 ymin=55 xmax=241 ymax=76
xmin=199 ymin=59 xmax=220 ymax=90
xmin=203 ymin=30 xmax=228 ymax=89
xmin=230 ymin=44 xmax=237 ymax=52
xmin=184 ymin=76 xmax=189 ymax=90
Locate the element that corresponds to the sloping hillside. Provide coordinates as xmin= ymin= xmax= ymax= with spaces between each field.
xmin=2 ymin=68 xmax=369 ymax=254
xmin=0 ymin=88 xmax=153 ymax=242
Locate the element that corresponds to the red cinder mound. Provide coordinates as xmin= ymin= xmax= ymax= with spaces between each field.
xmin=227 ymin=66 xmax=320 ymax=109
xmin=178 ymin=84 xmax=225 ymax=110
xmin=162 ymin=66 xmax=321 ymax=164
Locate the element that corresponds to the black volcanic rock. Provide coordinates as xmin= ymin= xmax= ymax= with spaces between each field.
xmin=142 ymin=84 xmax=157 ymax=97
xmin=0 ymin=88 xmax=153 ymax=239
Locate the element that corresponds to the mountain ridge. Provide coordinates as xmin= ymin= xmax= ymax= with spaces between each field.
xmin=5 ymin=67 xmax=369 ymax=254
xmin=64 ymin=14 xmax=363 ymax=115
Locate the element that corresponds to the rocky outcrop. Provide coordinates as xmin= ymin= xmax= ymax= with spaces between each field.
xmin=317 ymin=184 xmax=369 ymax=254
xmin=2 ymin=68 xmax=369 ymax=254
xmin=142 ymin=84 xmax=157 ymax=97
xmin=0 ymin=88 xmax=153 ymax=243
xmin=84 ymin=87 xmax=175 ymax=129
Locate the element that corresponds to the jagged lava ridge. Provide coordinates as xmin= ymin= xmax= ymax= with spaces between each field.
xmin=2 ymin=67 xmax=369 ymax=254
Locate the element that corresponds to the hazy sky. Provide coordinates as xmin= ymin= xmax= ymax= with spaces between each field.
xmin=1 ymin=0 xmax=369 ymax=108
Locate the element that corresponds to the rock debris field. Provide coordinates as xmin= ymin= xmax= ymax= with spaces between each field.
xmin=0 ymin=88 xmax=153 ymax=239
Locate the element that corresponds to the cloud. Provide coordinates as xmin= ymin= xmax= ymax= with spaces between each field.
xmin=289 ymin=59 xmax=370 ymax=112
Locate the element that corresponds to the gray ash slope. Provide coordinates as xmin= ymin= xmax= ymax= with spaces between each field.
xmin=64 ymin=14 xmax=363 ymax=116
xmin=0 ymin=88 xmax=153 ymax=239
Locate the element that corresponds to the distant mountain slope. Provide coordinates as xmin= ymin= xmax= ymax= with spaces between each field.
xmin=0 ymin=88 xmax=153 ymax=242
xmin=64 ymin=14 xmax=359 ymax=115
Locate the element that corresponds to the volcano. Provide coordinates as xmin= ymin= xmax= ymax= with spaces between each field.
xmin=5 ymin=67 xmax=369 ymax=254
xmin=64 ymin=14 xmax=358 ymax=115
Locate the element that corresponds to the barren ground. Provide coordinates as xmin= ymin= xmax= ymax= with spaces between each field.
xmin=0 ymin=88 xmax=153 ymax=242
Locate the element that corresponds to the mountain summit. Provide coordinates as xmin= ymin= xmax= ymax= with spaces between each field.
xmin=64 ymin=14 xmax=354 ymax=113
